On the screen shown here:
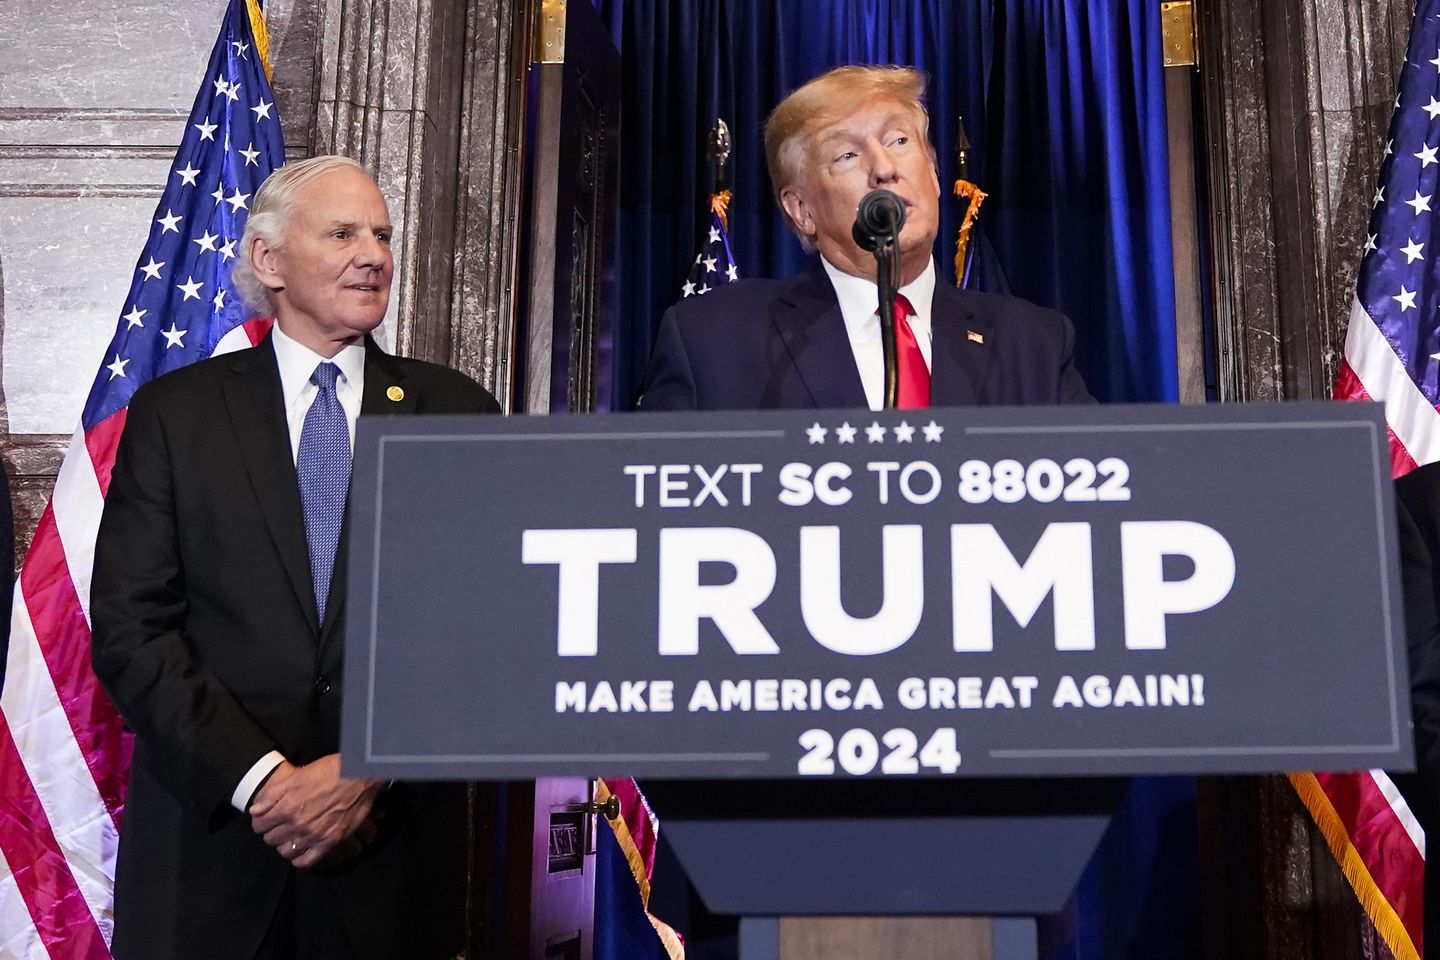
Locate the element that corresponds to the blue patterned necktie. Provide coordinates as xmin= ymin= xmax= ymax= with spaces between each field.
xmin=297 ymin=362 xmax=349 ymax=624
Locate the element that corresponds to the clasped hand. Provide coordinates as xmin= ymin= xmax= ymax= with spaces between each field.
xmin=248 ymin=754 xmax=383 ymax=869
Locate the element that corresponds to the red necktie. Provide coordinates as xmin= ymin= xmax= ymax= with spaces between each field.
xmin=893 ymin=294 xmax=930 ymax=409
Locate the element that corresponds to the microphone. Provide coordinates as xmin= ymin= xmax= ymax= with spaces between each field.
xmin=851 ymin=189 xmax=908 ymax=251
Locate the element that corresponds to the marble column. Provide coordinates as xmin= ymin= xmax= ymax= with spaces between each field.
xmin=1196 ymin=1 xmax=1412 ymax=958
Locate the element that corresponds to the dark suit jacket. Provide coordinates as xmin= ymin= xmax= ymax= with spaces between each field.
xmin=638 ymin=265 xmax=1093 ymax=410
xmin=91 ymin=335 xmax=499 ymax=960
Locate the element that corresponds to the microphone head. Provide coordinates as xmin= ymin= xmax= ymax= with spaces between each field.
xmin=852 ymin=189 xmax=907 ymax=250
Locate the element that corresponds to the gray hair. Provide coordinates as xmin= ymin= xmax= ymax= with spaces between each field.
xmin=230 ymin=154 xmax=368 ymax=315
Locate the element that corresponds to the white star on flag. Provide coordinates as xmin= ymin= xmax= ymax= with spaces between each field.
xmin=806 ymin=423 xmax=827 ymax=444
xmin=1424 ymin=95 xmax=1440 ymax=119
xmin=176 ymin=276 xmax=204 ymax=301
xmin=1407 ymin=190 xmax=1433 ymax=215
xmin=703 ymin=255 xmax=717 ymax=272
xmin=105 ymin=354 xmax=129 ymax=380
xmin=1402 ymin=238 xmax=1426 ymax=263
xmin=212 ymin=183 xmax=226 ymax=205
xmin=193 ymin=231 xmax=220 ymax=253
xmin=727 ymin=264 xmax=739 ymax=281
xmin=681 ymin=280 xmax=696 ymax=297
xmin=1375 ymin=186 xmax=1386 ymax=207
xmin=194 ymin=117 xmax=218 ymax=141
xmin=1394 ymin=286 xmax=1419 ymax=311
xmin=922 ymin=420 xmax=944 ymax=442
xmin=175 ymin=164 xmax=201 ymax=186
xmin=252 ymin=98 xmax=273 ymax=121
xmin=1364 ymin=233 xmax=1378 ymax=254
xmin=865 ymin=422 xmax=887 ymax=443
xmin=231 ymin=40 xmax=250 ymax=58
xmin=836 ymin=422 xmax=857 ymax=443
xmin=139 ymin=256 xmax=165 ymax=280
xmin=156 ymin=209 xmax=182 ymax=233
xmin=161 ymin=323 xmax=188 ymax=349
xmin=219 ymin=238 xmax=237 ymax=261
xmin=708 ymin=227 xmax=720 ymax=244
xmin=1417 ymin=144 xmax=1439 ymax=167
xmin=239 ymin=143 xmax=260 ymax=167
xmin=212 ymin=288 xmax=227 ymax=311
xmin=225 ymin=188 xmax=250 ymax=212
xmin=123 ymin=306 xmax=146 ymax=329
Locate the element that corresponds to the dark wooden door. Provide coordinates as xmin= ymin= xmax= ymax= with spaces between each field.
xmin=522 ymin=0 xmax=621 ymax=416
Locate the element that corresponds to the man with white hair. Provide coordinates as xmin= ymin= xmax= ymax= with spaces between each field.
xmin=91 ymin=155 xmax=498 ymax=959
xmin=640 ymin=65 xmax=1092 ymax=410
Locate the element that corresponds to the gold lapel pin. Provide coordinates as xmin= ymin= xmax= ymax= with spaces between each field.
xmin=386 ymin=385 xmax=404 ymax=402
xmin=967 ymin=330 xmax=985 ymax=345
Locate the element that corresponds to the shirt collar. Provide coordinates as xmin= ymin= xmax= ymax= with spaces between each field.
xmin=820 ymin=255 xmax=937 ymax=341
xmin=271 ymin=323 xmax=366 ymax=408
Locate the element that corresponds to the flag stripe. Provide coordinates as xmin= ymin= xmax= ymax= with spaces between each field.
xmin=18 ymin=515 xmax=129 ymax=823
xmin=3 ymin=597 xmax=120 ymax=938
xmin=1334 ymin=362 xmax=1423 ymax=475
xmin=0 ymin=712 xmax=111 ymax=959
xmin=84 ymin=412 xmax=128 ymax=501
xmin=1374 ymin=768 xmax=1427 ymax=858
xmin=1343 ymin=296 xmax=1440 ymax=466
xmin=1317 ymin=770 xmax=1425 ymax=929
xmin=0 ymin=855 xmax=53 ymax=960
xmin=52 ymin=426 xmax=106 ymax=623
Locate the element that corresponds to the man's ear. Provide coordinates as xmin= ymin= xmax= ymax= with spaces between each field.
xmin=779 ymin=184 xmax=816 ymax=239
xmin=250 ymin=234 xmax=285 ymax=293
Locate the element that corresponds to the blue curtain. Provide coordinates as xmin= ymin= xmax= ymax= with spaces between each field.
xmin=595 ymin=0 xmax=1178 ymax=407
xmin=592 ymin=3 xmax=1193 ymax=958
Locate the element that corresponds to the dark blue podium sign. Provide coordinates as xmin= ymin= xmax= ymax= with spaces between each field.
xmin=340 ymin=402 xmax=1411 ymax=780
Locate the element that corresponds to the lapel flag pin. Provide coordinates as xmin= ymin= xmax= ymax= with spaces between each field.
xmin=386 ymin=385 xmax=405 ymax=402
xmin=967 ymin=330 xmax=985 ymax=344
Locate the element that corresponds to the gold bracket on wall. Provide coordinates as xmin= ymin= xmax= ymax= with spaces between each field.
xmin=1161 ymin=1 xmax=1196 ymax=67
xmin=536 ymin=0 xmax=566 ymax=64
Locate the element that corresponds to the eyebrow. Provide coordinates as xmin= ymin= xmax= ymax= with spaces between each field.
xmin=321 ymin=220 xmax=393 ymax=232
xmin=816 ymin=112 xmax=916 ymax=147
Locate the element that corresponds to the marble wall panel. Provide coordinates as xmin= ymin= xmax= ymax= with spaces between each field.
xmin=0 ymin=195 xmax=157 ymax=433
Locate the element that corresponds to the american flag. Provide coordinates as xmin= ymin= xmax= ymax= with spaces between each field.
xmin=1294 ymin=2 xmax=1440 ymax=958
xmin=0 ymin=1 xmax=282 ymax=955
xmin=679 ymin=190 xmax=739 ymax=299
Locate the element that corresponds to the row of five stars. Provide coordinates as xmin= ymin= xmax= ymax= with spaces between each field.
xmin=806 ymin=420 xmax=945 ymax=444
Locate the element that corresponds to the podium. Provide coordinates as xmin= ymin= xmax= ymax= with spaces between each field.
xmin=340 ymin=403 xmax=1411 ymax=959
xmin=640 ymin=778 xmax=1126 ymax=959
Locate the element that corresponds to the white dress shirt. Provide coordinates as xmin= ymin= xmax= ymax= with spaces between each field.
xmin=230 ymin=325 xmax=366 ymax=812
xmin=821 ymin=255 xmax=937 ymax=412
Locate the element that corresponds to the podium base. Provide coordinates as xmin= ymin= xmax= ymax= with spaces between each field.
xmin=737 ymin=917 xmax=1037 ymax=960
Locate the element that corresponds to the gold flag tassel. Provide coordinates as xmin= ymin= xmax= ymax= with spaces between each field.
xmin=952 ymin=179 xmax=988 ymax=287
xmin=1287 ymin=771 xmax=1421 ymax=960
xmin=244 ymin=0 xmax=274 ymax=82
xmin=710 ymin=189 xmax=733 ymax=231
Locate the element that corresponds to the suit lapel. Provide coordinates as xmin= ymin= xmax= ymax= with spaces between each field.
xmin=221 ymin=336 xmax=321 ymax=636
xmin=773 ymin=266 xmax=867 ymax=408
xmin=929 ymin=283 xmax=992 ymax=408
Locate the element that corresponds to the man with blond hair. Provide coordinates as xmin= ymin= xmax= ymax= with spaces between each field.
xmin=640 ymin=65 xmax=1092 ymax=410
xmin=92 ymin=155 xmax=498 ymax=959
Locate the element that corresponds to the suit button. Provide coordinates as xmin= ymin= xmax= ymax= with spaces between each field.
xmin=313 ymin=676 xmax=332 ymax=696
